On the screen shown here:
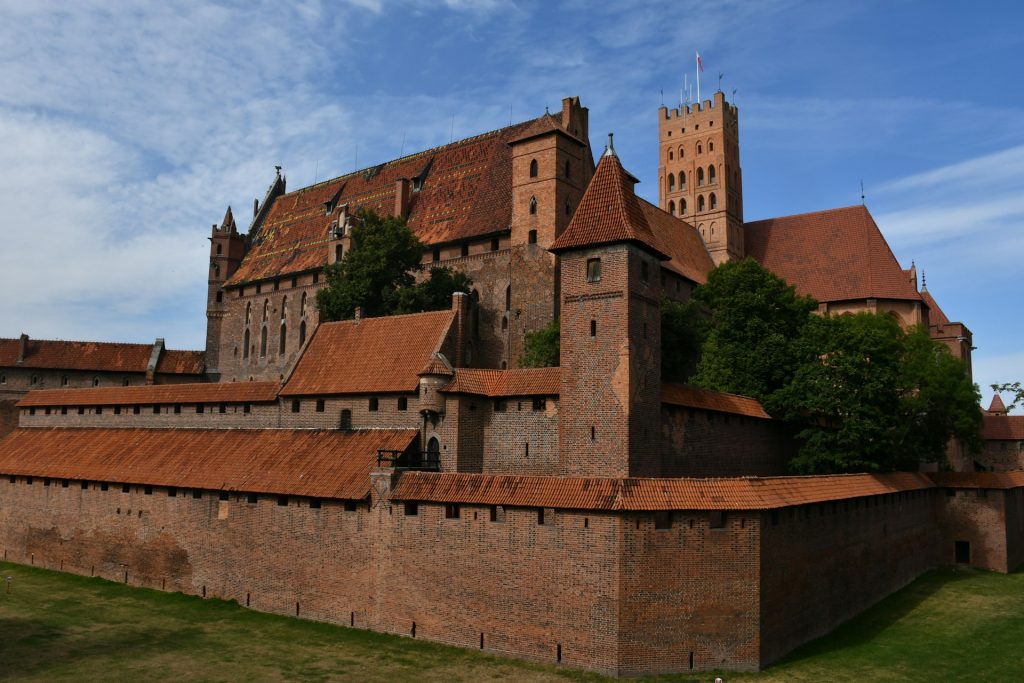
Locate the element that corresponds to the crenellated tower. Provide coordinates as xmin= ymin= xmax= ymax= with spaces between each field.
xmin=658 ymin=90 xmax=743 ymax=265
xmin=205 ymin=206 xmax=246 ymax=380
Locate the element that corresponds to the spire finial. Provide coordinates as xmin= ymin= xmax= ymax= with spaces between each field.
xmin=921 ymin=270 xmax=927 ymax=290
xmin=603 ymin=132 xmax=616 ymax=158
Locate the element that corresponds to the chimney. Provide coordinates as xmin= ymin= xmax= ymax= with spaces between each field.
xmin=451 ymin=292 xmax=469 ymax=368
xmin=254 ymin=198 xmax=259 ymax=218
xmin=146 ymin=338 xmax=165 ymax=385
xmin=354 ymin=306 xmax=362 ymax=323
xmin=17 ymin=333 xmax=28 ymax=364
xmin=394 ymin=178 xmax=412 ymax=220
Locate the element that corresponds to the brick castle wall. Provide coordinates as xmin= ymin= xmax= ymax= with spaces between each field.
xmin=934 ymin=487 xmax=1024 ymax=573
xmin=660 ymin=406 xmax=790 ymax=477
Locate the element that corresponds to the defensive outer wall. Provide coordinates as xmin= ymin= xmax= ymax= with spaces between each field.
xmin=1 ymin=468 xmax=1021 ymax=676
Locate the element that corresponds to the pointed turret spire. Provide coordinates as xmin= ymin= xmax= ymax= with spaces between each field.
xmin=221 ymin=206 xmax=236 ymax=232
xmin=603 ymin=132 xmax=616 ymax=158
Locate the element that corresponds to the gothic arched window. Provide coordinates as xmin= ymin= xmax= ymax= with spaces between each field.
xmin=280 ymin=296 xmax=287 ymax=320
xmin=698 ymin=195 xmax=706 ymax=212
xmin=299 ymin=320 xmax=307 ymax=347
xmin=708 ymin=139 xmax=714 ymax=152
xmin=245 ymin=302 xmax=251 ymax=325
xmin=668 ymin=173 xmax=675 ymax=192
xmin=260 ymin=327 xmax=267 ymax=357
xmin=529 ymin=159 xmax=538 ymax=178
xmin=300 ymin=292 xmax=307 ymax=316
xmin=529 ymin=196 xmax=537 ymax=215
xmin=279 ymin=323 xmax=286 ymax=355
xmin=262 ymin=300 xmax=269 ymax=322
xmin=710 ymin=193 xmax=718 ymax=210
xmin=668 ymin=200 xmax=676 ymax=216
xmin=697 ymin=168 xmax=705 ymax=186
xmin=708 ymin=165 xmax=716 ymax=184
xmin=244 ymin=329 xmax=250 ymax=359
xmin=681 ymin=198 xmax=687 ymax=215
xmin=697 ymin=143 xmax=702 ymax=154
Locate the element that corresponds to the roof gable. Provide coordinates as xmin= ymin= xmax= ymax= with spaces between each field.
xmin=280 ymin=310 xmax=456 ymax=396
xmin=639 ymin=199 xmax=714 ymax=284
xmin=744 ymin=205 xmax=921 ymax=303
xmin=550 ymin=149 xmax=669 ymax=258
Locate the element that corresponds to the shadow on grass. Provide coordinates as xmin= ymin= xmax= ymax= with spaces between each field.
xmin=770 ymin=568 xmax=979 ymax=668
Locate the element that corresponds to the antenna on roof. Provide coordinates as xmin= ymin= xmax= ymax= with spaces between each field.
xmin=718 ymin=72 xmax=724 ymax=92
xmin=400 ymin=130 xmax=406 ymax=158
xmin=732 ymin=88 xmax=737 ymax=105
xmin=860 ymin=179 xmax=866 ymax=205
xmin=660 ymin=88 xmax=664 ymax=107
xmin=313 ymin=159 xmax=319 ymax=186
xmin=921 ymin=270 xmax=927 ymax=290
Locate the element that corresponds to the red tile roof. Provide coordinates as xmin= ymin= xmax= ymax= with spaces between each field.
xmin=508 ymin=113 xmax=586 ymax=146
xmin=639 ymin=199 xmax=714 ymax=284
xmin=17 ymin=381 xmax=279 ymax=408
xmin=280 ymin=310 xmax=456 ymax=396
xmin=661 ymin=383 xmax=770 ymax=419
xmin=0 ymin=427 xmax=416 ymax=500
xmin=550 ymin=150 xmax=669 ymax=258
xmin=228 ymin=114 xmax=567 ymax=285
xmin=982 ymin=415 xmax=1024 ymax=440
xmin=986 ymin=394 xmax=1008 ymax=415
xmin=391 ymin=471 xmax=934 ymax=511
xmin=927 ymin=471 xmax=1024 ymax=489
xmin=920 ymin=288 xmax=950 ymax=326
xmin=442 ymin=367 xmax=562 ymax=397
xmin=0 ymin=338 xmax=204 ymax=375
xmin=744 ymin=205 xmax=921 ymax=304
xmin=419 ymin=352 xmax=454 ymax=377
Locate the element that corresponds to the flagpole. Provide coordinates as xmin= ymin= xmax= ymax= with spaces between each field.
xmin=696 ymin=51 xmax=701 ymax=103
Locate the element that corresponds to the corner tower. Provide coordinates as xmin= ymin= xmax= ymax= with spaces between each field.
xmin=205 ymin=207 xmax=246 ymax=380
xmin=658 ymin=90 xmax=743 ymax=265
xmin=550 ymin=135 xmax=668 ymax=478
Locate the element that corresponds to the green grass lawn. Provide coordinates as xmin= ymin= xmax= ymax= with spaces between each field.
xmin=0 ymin=562 xmax=1022 ymax=681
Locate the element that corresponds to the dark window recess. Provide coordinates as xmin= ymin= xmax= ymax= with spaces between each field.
xmin=494 ymin=399 xmax=507 ymax=412
xmin=78 ymin=407 xmax=85 ymax=415
xmin=397 ymin=397 xmax=408 ymax=411
xmin=144 ymin=486 xmax=153 ymax=495
xmin=153 ymin=405 xmax=160 ymax=415
xmin=196 ymin=404 xmax=204 ymax=414
xmin=344 ymin=500 xmax=358 ymax=512
xmin=590 ymin=320 xmax=597 ymax=337
xmin=461 ymin=243 xmax=470 ymax=258
xmin=291 ymin=399 xmax=301 ymax=413
xmin=173 ymin=404 xmax=181 ymax=415
xmin=80 ymin=480 xmax=88 ymax=490
xmin=654 ymin=511 xmax=672 ymax=529
xmin=100 ymin=482 xmax=109 ymax=491
xmin=61 ymin=407 xmax=67 ymax=415
xmin=219 ymin=491 xmax=230 ymax=501
xmin=168 ymin=487 xmax=177 ymax=498
xmin=528 ymin=229 xmax=537 ymax=244
xmin=537 ymin=508 xmax=545 ymax=525
xmin=219 ymin=404 xmax=227 ymax=414
xmin=532 ymin=397 xmax=545 ymax=411
xmin=277 ymin=495 xmax=289 ymax=507
xmin=405 ymin=501 xmax=419 ymax=516
xmin=122 ymin=483 xmax=130 ymax=493
xmin=709 ymin=510 xmax=725 ymax=528
xmin=316 ymin=399 xmax=325 ymax=413
xmin=243 ymin=403 xmax=251 ymax=414
xmin=368 ymin=397 xmax=379 ymax=412
xmin=133 ymin=405 xmax=140 ymax=415
xmin=61 ymin=479 xmax=69 ymax=488
xmin=247 ymin=493 xmax=258 ymax=504
xmin=340 ymin=409 xmax=352 ymax=429
xmin=309 ymin=498 xmax=322 ymax=509
xmin=95 ymin=407 xmax=102 ymax=415
xmin=491 ymin=238 xmax=499 ymax=251
xmin=955 ymin=540 xmax=971 ymax=564
xmin=445 ymin=503 xmax=460 ymax=519
xmin=43 ymin=478 xmax=50 ymax=487
xmin=192 ymin=489 xmax=202 ymax=500
xmin=586 ymin=257 xmax=601 ymax=282
xmin=432 ymin=247 xmax=441 ymax=262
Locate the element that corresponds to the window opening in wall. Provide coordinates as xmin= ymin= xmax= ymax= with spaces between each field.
xmin=340 ymin=409 xmax=352 ymax=429
xmin=669 ymin=200 xmax=676 ymax=215
xmin=525 ymin=442 xmax=530 ymax=457
xmin=114 ymin=406 xmax=122 ymax=415
xmin=955 ymin=540 xmax=971 ymax=564
xmin=152 ymin=405 xmax=160 ymax=415
xmin=43 ymin=478 xmax=50 ymax=487
xmin=313 ymin=272 xmax=319 ymax=284
xmin=565 ymin=199 xmax=572 ymax=216
xmin=61 ymin=375 xmax=68 ymax=386
xmin=397 ymin=397 xmax=407 ymax=411
xmin=709 ymin=165 xmax=716 ymax=184
xmin=81 ymin=480 xmax=88 ymax=489
xmin=124 ymin=378 xmax=131 ymax=387
xmin=174 ymin=404 xmax=181 ymax=414
xmin=95 ymin=406 xmax=103 ymax=415
xmin=144 ymin=485 xmax=153 ymax=495
xmin=62 ymin=479 xmax=69 ymax=488
xmin=532 ymin=397 xmax=546 ymax=411
xmin=246 ymin=493 xmax=257 ymax=504
xmin=698 ymin=195 xmax=705 ymax=212
xmin=529 ymin=196 xmax=537 ymax=215
xmin=219 ymin=491 xmax=229 ymax=501
xmin=405 ymin=501 xmax=419 ymax=516
xmin=557 ymin=644 xmax=562 ymax=663
xmin=528 ymin=229 xmax=537 ymax=244
xmin=168 ymin=487 xmax=177 ymax=498
xmin=368 ymin=397 xmax=379 ymax=411
xmin=121 ymin=483 xmax=130 ymax=493
xmin=491 ymin=238 xmax=499 ymax=251
xmin=243 ymin=403 xmax=251 ymax=414
xmin=316 ymin=399 xmax=325 ymax=413
xmin=537 ymin=507 xmax=545 ymax=525
xmin=92 ymin=377 xmax=100 ymax=387
xmin=654 ymin=511 xmax=672 ymax=529
xmin=494 ymin=399 xmax=507 ymax=412
xmin=586 ymin=257 xmax=601 ymax=282
xmin=277 ymin=495 xmax=289 ymax=507
xmin=31 ymin=374 xmax=38 ymax=385
xmin=193 ymin=489 xmax=202 ymax=500
xmin=243 ymin=329 xmax=250 ymax=359
xmin=709 ymin=510 xmax=725 ymax=528
xmin=590 ymin=320 xmax=597 ymax=336
xmin=100 ymin=482 xmax=109 ymax=491
xmin=309 ymin=498 xmax=322 ymax=509
xmin=445 ymin=503 xmax=460 ymax=519
xmin=710 ymin=193 xmax=717 ymax=210
xmin=461 ymin=243 xmax=469 ymax=258
xmin=133 ymin=405 xmax=140 ymax=415
xmin=291 ymin=399 xmax=301 ymax=413
xmin=218 ymin=403 xmax=226 ymax=414
xmin=432 ymin=247 xmax=441 ymax=262
xmin=44 ymin=407 xmax=51 ymax=416
xmin=529 ymin=158 xmax=538 ymax=177
xmin=344 ymin=500 xmax=358 ymax=512
xmin=279 ymin=324 xmax=287 ymax=354
xmin=195 ymin=404 xmax=204 ymax=414
xmin=668 ymin=172 xmax=675 ymax=192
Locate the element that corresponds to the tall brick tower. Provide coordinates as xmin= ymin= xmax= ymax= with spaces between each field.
xmin=658 ymin=90 xmax=743 ymax=265
xmin=205 ymin=207 xmax=246 ymax=380
xmin=504 ymin=97 xmax=595 ymax=367
xmin=550 ymin=135 xmax=668 ymax=478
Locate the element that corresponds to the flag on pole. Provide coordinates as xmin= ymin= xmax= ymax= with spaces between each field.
xmin=696 ymin=51 xmax=704 ymax=73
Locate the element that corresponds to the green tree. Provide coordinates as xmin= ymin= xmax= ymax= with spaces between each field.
xmin=991 ymin=382 xmax=1023 ymax=413
xmin=316 ymin=210 xmax=470 ymax=321
xmin=691 ymin=258 xmax=818 ymax=401
xmin=519 ymin=320 xmax=559 ymax=368
xmin=661 ymin=297 xmax=707 ymax=383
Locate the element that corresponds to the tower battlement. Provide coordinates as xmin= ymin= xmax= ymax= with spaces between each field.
xmin=660 ymin=91 xmax=738 ymax=119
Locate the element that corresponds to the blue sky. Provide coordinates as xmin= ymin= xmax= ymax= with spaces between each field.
xmin=0 ymin=0 xmax=1021 ymax=406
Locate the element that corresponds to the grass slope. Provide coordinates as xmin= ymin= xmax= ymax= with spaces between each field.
xmin=0 ymin=562 xmax=1022 ymax=681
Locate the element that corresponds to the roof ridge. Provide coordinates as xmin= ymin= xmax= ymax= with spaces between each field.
xmin=318 ymin=308 xmax=456 ymax=327
xmin=282 ymin=114 xmax=548 ymax=197
xmin=662 ymin=381 xmax=760 ymax=402
xmin=744 ymin=204 xmax=867 ymax=226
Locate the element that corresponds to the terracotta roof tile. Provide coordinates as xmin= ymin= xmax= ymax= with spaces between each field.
xmin=281 ymin=310 xmax=455 ymax=396
xmin=0 ymin=338 xmax=204 ymax=375
xmin=661 ymin=383 xmax=770 ymax=419
xmin=920 ymin=289 xmax=950 ymax=326
xmin=0 ymin=427 xmax=416 ymax=500
xmin=550 ymin=151 xmax=669 ymax=258
xmin=982 ymin=415 xmax=1024 ymax=440
xmin=639 ymin=199 xmax=714 ymax=284
xmin=744 ymin=205 xmax=921 ymax=303
xmin=508 ymin=113 xmax=586 ymax=146
xmin=986 ymin=395 xmax=1008 ymax=415
xmin=442 ymin=367 xmax=561 ymax=397
xmin=228 ymin=115 xmax=562 ymax=285
xmin=419 ymin=352 xmax=454 ymax=377
xmin=17 ymin=381 xmax=279 ymax=408
xmin=392 ymin=471 xmax=934 ymax=511
xmin=927 ymin=471 xmax=1024 ymax=489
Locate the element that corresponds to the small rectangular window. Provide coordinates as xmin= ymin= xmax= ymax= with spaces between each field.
xmin=247 ymin=493 xmax=258 ymax=504
xmin=654 ymin=511 xmax=672 ymax=529
xmin=528 ymin=229 xmax=537 ymax=244
xmin=43 ymin=478 xmax=50 ymax=487
xmin=243 ymin=403 xmax=251 ymax=414
xmin=397 ymin=397 xmax=408 ymax=411
xmin=78 ymin=407 xmax=85 ymax=415
xmin=95 ymin=406 xmax=103 ymax=415
xmin=532 ymin=397 xmax=546 ymax=411
xmin=196 ymin=404 xmax=204 ymax=414
xmin=405 ymin=501 xmax=419 ymax=516
xmin=491 ymin=238 xmax=500 ymax=251
xmin=277 ymin=495 xmax=289 ymax=507
xmin=461 ymin=243 xmax=470 ymax=257
xmin=61 ymin=407 xmax=67 ymax=415
xmin=153 ymin=405 xmax=160 ymax=414
xmin=368 ymin=397 xmax=379 ymax=412
xmin=133 ymin=405 xmax=140 ymax=415
xmin=219 ymin=403 xmax=226 ymax=414
xmin=291 ymin=399 xmax=301 ymax=413
xmin=590 ymin=320 xmax=597 ymax=337
xmin=192 ymin=489 xmax=202 ymax=500
xmin=489 ymin=505 xmax=505 ymax=522
xmin=61 ymin=479 xmax=69 ymax=488
xmin=309 ymin=498 xmax=322 ymax=509
xmin=144 ymin=485 xmax=153 ymax=495
xmin=344 ymin=500 xmax=358 ymax=512
xmin=494 ymin=399 xmax=507 ymax=412
xmin=100 ymin=482 xmax=109 ymax=491
xmin=168 ymin=487 xmax=177 ymax=498
xmin=432 ymin=248 xmax=441 ymax=262
xmin=173 ymin=404 xmax=181 ymax=414
xmin=122 ymin=483 xmax=130 ymax=493
xmin=316 ymin=399 xmax=325 ymax=413
xmin=586 ymin=257 xmax=601 ymax=282
xmin=709 ymin=510 xmax=725 ymax=528
xmin=80 ymin=480 xmax=88 ymax=490
xmin=537 ymin=508 xmax=545 ymax=525
xmin=219 ymin=491 xmax=230 ymax=501
xmin=445 ymin=503 xmax=461 ymax=519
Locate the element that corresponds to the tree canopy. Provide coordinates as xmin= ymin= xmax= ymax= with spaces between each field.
xmin=661 ymin=297 xmax=707 ymax=383
xmin=991 ymin=382 xmax=1023 ymax=413
xmin=316 ymin=210 xmax=470 ymax=321
xmin=519 ymin=320 xmax=559 ymax=368
xmin=689 ymin=258 xmax=981 ymax=474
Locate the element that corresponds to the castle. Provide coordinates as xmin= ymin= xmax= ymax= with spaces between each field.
xmin=0 ymin=93 xmax=1021 ymax=677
